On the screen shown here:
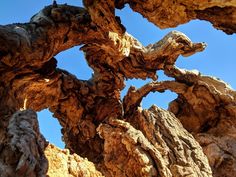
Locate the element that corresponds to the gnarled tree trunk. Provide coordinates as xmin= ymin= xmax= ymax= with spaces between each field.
xmin=0 ymin=0 xmax=236 ymax=176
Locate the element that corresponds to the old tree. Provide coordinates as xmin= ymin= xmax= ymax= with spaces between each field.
xmin=1 ymin=0 xmax=236 ymax=176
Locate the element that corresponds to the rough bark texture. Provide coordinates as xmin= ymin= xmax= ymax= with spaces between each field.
xmin=115 ymin=0 xmax=236 ymax=34
xmin=0 ymin=110 xmax=47 ymax=177
xmin=45 ymin=144 xmax=103 ymax=177
xmin=1 ymin=0 xmax=236 ymax=176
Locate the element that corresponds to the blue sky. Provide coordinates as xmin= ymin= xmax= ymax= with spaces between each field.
xmin=1 ymin=1 xmax=236 ymax=148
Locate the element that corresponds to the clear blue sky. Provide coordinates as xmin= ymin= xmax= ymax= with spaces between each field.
xmin=1 ymin=1 xmax=236 ymax=148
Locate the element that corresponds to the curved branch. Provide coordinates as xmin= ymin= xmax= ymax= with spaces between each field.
xmin=161 ymin=66 xmax=236 ymax=176
xmin=121 ymin=31 xmax=205 ymax=80
xmin=0 ymin=4 xmax=96 ymax=68
xmin=82 ymin=30 xmax=206 ymax=89
xmin=115 ymin=0 xmax=236 ymax=34
xmin=123 ymin=80 xmax=187 ymax=115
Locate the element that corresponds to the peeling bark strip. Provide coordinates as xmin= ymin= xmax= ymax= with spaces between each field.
xmin=0 ymin=0 xmax=236 ymax=176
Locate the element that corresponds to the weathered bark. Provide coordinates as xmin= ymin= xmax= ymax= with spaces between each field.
xmin=1 ymin=0 xmax=236 ymax=176
xmin=45 ymin=143 xmax=103 ymax=177
xmin=97 ymin=107 xmax=211 ymax=177
xmin=166 ymin=66 xmax=236 ymax=177
xmin=115 ymin=0 xmax=236 ymax=34
xmin=0 ymin=110 xmax=47 ymax=177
